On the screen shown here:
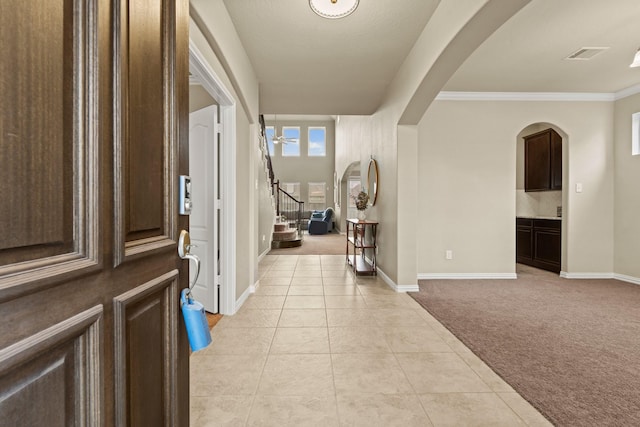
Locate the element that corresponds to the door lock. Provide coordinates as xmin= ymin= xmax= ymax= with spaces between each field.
xmin=178 ymin=230 xmax=200 ymax=294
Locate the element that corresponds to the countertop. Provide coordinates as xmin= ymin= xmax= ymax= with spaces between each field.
xmin=517 ymin=216 xmax=561 ymax=220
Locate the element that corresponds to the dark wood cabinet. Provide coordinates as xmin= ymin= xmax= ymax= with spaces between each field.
xmin=525 ymin=128 xmax=562 ymax=192
xmin=516 ymin=218 xmax=561 ymax=273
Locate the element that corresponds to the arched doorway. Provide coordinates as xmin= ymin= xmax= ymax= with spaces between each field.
xmin=515 ymin=123 xmax=568 ymax=274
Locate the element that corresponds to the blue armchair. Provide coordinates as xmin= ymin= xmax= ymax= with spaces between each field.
xmin=308 ymin=208 xmax=334 ymax=235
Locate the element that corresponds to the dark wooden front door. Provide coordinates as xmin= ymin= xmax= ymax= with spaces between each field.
xmin=0 ymin=0 xmax=190 ymax=425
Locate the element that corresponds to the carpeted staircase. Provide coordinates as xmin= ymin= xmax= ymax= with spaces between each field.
xmin=271 ymin=222 xmax=302 ymax=248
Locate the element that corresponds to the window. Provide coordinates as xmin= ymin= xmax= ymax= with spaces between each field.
xmin=282 ymin=127 xmax=300 ymax=156
xmin=633 ymin=112 xmax=640 ymax=156
xmin=308 ymin=182 xmax=326 ymax=204
xmin=308 ymin=127 xmax=326 ymax=156
xmin=281 ymin=182 xmax=300 ymax=200
xmin=265 ymin=126 xmax=275 ymax=156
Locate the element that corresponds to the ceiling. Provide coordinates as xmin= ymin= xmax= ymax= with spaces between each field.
xmin=221 ymin=0 xmax=640 ymax=116
xmin=443 ymin=0 xmax=640 ymax=93
xmin=222 ymin=0 xmax=439 ymax=115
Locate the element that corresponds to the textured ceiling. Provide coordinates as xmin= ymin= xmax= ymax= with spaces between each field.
xmin=223 ymin=0 xmax=439 ymax=115
xmin=443 ymin=0 xmax=640 ymax=93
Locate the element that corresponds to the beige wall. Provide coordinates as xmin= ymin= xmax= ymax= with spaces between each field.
xmin=267 ymin=119 xmax=336 ymax=210
xmin=190 ymin=13 xmax=261 ymax=301
xmin=613 ymin=93 xmax=640 ymax=279
xmin=416 ymin=99 xmax=615 ymax=275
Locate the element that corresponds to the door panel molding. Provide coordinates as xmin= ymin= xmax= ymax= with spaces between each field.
xmin=0 ymin=0 xmax=101 ymax=302
xmin=0 ymin=305 xmax=103 ymax=426
xmin=113 ymin=269 xmax=179 ymax=426
xmin=113 ymin=0 xmax=178 ymax=266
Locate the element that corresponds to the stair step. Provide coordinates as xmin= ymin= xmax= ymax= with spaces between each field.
xmin=274 ymin=223 xmax=288 ymax=232
xmin=272 ymin=229 xmax=297 ymax=241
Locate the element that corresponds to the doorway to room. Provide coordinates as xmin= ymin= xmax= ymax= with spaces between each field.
xmin=515 ymin=123 xmax=567 ymax=275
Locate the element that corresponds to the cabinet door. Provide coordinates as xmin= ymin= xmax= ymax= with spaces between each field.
xmin=550 ymin=129 xmax=563 ymax=190
xmin=516 ymin=227 xmax=533 ymax=262
xmin=525 ymin=132 xmax=551 ymax=191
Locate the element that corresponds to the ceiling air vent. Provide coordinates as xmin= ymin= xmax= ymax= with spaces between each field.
xmin=565 ymin=47 xmax=609 ymax=60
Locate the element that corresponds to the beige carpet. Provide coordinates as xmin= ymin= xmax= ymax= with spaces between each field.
xmin=409 ymin=264 xmax=640 ymax=426
xmin=268 ymin=232 xmax=345 ymax=255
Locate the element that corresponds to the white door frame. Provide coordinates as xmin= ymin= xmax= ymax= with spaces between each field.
xmin=188 ymin=40 xmax=237 ymax=315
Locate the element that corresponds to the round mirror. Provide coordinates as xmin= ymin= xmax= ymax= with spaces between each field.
xmin=367 ymin=158 xmax=379 ymax=206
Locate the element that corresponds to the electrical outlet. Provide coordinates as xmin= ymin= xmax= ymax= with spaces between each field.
xmin=262 ymin=235 xmax=265 ymax=242
xmin=445 ymin=250 xmax=453 ymax=260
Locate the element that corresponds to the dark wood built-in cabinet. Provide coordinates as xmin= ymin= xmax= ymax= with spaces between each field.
xmin=525 ymin=128 xmax=562 ymax=192
xmin=516 ymin=218 xmax=561 ymax=273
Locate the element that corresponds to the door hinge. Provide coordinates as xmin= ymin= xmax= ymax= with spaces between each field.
xmin=216 ymin=122 xmax=223 ymax=134
xmin=215 ymin=199 xmax=222 ymax=209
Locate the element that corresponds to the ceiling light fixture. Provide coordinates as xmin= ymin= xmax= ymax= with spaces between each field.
xmin=630 ymin=48 xmax=640 ymax=68
xmin=309 ymin=0 xmax=359 ymax=19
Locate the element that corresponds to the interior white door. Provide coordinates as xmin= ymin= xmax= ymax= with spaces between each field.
xmin=188 ymin=105 xmax=219 ymax=313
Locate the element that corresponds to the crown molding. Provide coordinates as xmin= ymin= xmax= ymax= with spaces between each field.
xmin=436 ymin=83 xmax=640 ymax=102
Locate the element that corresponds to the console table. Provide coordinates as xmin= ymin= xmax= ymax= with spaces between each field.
xmin=346 ymin=219 xmax=378 ymax=276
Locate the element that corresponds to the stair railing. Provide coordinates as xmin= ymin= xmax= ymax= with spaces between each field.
xmin=273 ymin=180 xmax=304 ymax=239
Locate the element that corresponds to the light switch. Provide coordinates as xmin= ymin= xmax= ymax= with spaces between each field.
xmin=576 ymin=183 xmax=583 ymax=193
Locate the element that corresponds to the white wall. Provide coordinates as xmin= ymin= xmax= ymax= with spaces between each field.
xmin=613 ymin=92 xmax=640 ymax=280
xmin=416 ymin=99 xmax=614 ymax=276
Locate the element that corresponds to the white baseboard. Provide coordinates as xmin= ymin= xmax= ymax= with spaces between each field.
xmin=417 ymin=273 xmax=517 ymax=280
xmin=376 ymin=267 xmax=419 ymax=293
xmin=614 ymin=273 xmax=640 ymax=285
xmin=560 ymin=271 xmax=615 ymax=279
xmin=235 ymin=283 xmax=254 ymax=312
xmin=258 ymin=247 xmax=270 ymax=262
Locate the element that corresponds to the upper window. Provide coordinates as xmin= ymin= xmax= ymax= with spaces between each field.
xmin=308 ymin=127 xmax=326 ymax=156
xmin=265 ymin=126 xmax=275 ymax=156
xmin=282 ymin=127 xmax=300 ymax=156
xmin=633 ymin=112 xmax=640 ymax=156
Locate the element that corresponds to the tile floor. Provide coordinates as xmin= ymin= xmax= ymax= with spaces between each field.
xmin=190 ymin=254 xmax=552 ymax=426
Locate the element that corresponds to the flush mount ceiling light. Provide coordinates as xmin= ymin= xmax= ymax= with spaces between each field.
xmin=309 ymin=0 xmax=359 ymax=19
xmin=630 ymin=48 xmax=640 ymax=68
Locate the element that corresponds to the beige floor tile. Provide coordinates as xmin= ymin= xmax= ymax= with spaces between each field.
xmin=357 ymin=283 xmax=396 ymax=295
xmin=190 ymin=395 xmax=252 ymax=427
xmin=290 ymin=277 xmax=324 ymax=286
xmin=268 ymin=264 xmax=296 ymax=271
xmin=457 ymin=351 xmax=515 ymax=393
xmin=320 ymin=255 xmax=345 ymax=263
xmin=257 ymin=354 xmax=335 ymax=396
xmin=270 ymin=327 xmax=330 ymax=354
xmin=364 ymin=294 xmax=414 ymax=309
xmin=320 ymin=263 xmax=349 ymax=271
xmin=326 ymin=309 xmax=377 ymax=327
xmin=190 ymin=354 xmax=266 ymax=396
xmin=294 ymin=270 xmax=323 ymax=278
xmin=278 ymin=309 xmax=327 ymax=328
xmin=324 ymin=295 xmax=367 ymax=309
xmin=254 ymin=285 xmax=289 ymax=296
xmin=373 ymin=308 xmax=428 ymax=327
xmin=247 ymin=395 xmax=339 ymax=427
xmin=322 ymin=270 xmax=354 ymax=278
xmin=216 ymin=309 xmax=281 ymax=328
xmin=331 ymin=353 xmax=413 ymax=394
xmin=323 ymin=277 xmax=355 ymax=285
xmin=498 ymin=393 xmax=553 ymax=427
xmin=202 ymin=327 xmax=275 ymax=355
xmin=323 ymin=285 xmax=361 ymax=296
xmin=263 ymin=270 xmax=294 ymax=278
xmin=243 ymin=295 xmax=286 ymax=309
xmin=284 ymin=295 xmax=326 ymax=309
xmin=396 ymin=353 xmax=491 ymax=393
xmin=295 ymin=264 xmax=322 ymax=271
xmin=419 ymin=393 xmax=526 ymax=427
xmin=336 ymin=394 xmax=433 ymax=427
xmin=258 ymin=277 xmax=292 ymax=286
xmin=328 ymin=327 xmax=392 ymax=353
xmin=382 ymin=327 xmax=453 ymax=353
xmin=287 ymin=285 xmax=324 ymax=296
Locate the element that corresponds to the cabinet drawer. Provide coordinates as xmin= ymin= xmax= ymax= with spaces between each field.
xmin=533 ymin=219 xmax=561 ymax=231
xmin=516 ymin=218 xmax=533 ymax=227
